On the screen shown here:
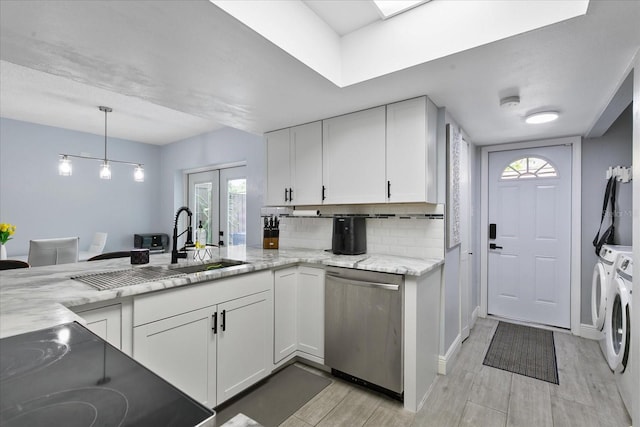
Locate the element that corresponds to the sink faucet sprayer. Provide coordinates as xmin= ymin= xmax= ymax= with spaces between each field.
xmin=171 ymin=206 xmax=194 ymax=264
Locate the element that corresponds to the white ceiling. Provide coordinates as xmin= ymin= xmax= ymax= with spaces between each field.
xmin=0 ymin=0 xmax=638 ymax=146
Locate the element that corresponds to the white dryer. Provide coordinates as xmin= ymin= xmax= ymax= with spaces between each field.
xmin=612 ymin=254 xmax=633 ymax=416
xmin=593 ymin=244 xmax=632 ymax=359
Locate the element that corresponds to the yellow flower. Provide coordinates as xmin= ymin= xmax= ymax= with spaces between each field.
xmin=0 ymin=222 xmax=16 ymax=244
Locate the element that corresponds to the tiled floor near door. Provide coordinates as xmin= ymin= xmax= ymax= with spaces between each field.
xmin=280 ymin=318 xmax=631 ymax=427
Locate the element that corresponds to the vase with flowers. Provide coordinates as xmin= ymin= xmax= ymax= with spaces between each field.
xmin=0 ymin=223 xmax=17 ymax=260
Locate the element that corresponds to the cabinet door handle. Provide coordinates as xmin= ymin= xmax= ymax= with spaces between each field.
xmin=212 ymin=312 xmax=217 ymax=334
xmin=289 ymin=188 xmax=293 ymax=202
xmin=221 ymin=309 xmax=226 ymax=331
xmin=322 ymin=186 xmax=326 ymax=201
xmin=387 ymin=181 xmax=391 ymax=199
xmin=284 ymin=188 xmax=288 ymax=202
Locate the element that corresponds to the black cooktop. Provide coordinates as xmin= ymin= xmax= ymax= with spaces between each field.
xmin=0 ymin=322 xmax=214 ymax=427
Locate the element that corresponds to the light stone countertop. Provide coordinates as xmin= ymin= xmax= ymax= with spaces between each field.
xmin=0 ymin=246 xmax=443 ymax=339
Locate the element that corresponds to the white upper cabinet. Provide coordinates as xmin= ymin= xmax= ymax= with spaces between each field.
xmin=265 ymin=96 xmax=438 ymax=206
xmin=386 ymin=96 xmax=438 ymax=203
xmin=265 ymin=122 xmax=322 ymax=206
xmin=322 ymin=106 xmax=386 ymax=204
xmin=265 ymin=128 xmax=291 ymax=206
xmin=291 ymin=122 xmax=323 ymax=205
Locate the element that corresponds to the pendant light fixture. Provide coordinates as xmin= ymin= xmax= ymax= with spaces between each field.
xmin=58 ymin=106 xmax=144 ymax=182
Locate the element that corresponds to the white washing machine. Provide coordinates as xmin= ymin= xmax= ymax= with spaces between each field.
xmin=612 ymin=254 xmax=633 ymax=416
xmin=592 ymin=244 xmax=632 ymax=360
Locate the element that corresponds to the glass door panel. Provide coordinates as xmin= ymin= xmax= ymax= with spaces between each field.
xmin=220 ymin=167 xmax=247 ymax=248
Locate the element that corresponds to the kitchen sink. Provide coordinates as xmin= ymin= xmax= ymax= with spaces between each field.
xmin=169 ymin=259 xmax=248 ymax=274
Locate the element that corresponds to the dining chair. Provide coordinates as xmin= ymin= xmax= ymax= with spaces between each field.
xmin=0 ymin=260 xmax=30 ymax=270
xmin=88 ymin=232 xmax=108 ymax=255
xmin=87 ymin=251 xmax=131 ymax=261
xmin=28 ymin=237 xmax=79 ymax=267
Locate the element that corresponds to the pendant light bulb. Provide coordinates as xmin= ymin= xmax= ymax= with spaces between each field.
xmin=134 ymin=164 xmax=145 ymax=182
xmin=100 ymin=162 xmax=112 ymax=180
xmin=58 ymin=156 xmax=72 ymax=176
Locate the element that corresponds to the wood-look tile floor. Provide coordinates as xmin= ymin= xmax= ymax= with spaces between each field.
xmin=282 ymin=318 xmax=632 ymax=427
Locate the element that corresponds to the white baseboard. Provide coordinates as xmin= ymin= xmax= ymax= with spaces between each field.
xmin=580 ymin=323 xmax=602 ymax=341
xmin=438 ymin=334 xmax=462 ymax=375
xmin=471 ymin=306 xmax=479 ymax=328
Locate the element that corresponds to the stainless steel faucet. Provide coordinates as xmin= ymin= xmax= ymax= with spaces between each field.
xmin=171 ymin=206 xmax=194 ymax=264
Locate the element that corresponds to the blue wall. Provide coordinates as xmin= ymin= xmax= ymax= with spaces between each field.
xmin=0 ymin=118 xmax=162 ymax=256
xmin=0 ymin=119 xmax=266 ymax=256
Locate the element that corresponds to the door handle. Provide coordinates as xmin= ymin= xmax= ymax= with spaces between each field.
xmin=489 ymin=243 xmax=503 ymax=250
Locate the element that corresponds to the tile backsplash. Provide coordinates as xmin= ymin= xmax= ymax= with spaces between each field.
xmin=270 ymin=204 xmax=444 ymax=259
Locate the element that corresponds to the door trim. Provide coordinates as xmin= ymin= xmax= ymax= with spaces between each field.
xmin=480 ymin=136 xmax=582 ymax=335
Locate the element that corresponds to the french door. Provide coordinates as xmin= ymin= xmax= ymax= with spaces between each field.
xmin=187 ymin=166 xmax=246 ymax=247
xmin=487 ymin=145 xmax=571 ymax=328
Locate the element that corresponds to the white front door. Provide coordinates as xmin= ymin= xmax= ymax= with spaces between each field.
xmin=488 ymin=145 xmax=571 ymax=328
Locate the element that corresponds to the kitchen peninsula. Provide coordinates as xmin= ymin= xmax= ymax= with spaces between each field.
xmin=0 ymin=247 xmax=443 ymax=413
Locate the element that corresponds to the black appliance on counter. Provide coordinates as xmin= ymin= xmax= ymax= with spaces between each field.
xmin=331 ymin=216 xmax=366 ymax=255
xmin=134 ymin=233 xmax=169 ymax=253
xmin=0 ymin=322 xmax=215 ymax=427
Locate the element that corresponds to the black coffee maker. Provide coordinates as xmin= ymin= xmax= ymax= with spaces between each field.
xmin=332 ymin=216 xmax=366 ymax=255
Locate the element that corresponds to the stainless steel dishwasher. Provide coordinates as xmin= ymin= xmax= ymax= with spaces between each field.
xmin=325 ymin=266 xmax=403 ymax=399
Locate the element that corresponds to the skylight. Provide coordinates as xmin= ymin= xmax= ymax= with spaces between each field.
xmin=373 ymin=0 xmax=430 ymax=19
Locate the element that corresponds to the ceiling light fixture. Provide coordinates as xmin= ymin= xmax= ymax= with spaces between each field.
xmin=525 ymin=111 xmax=559 ymax=124
xmin=58 ymin=106 xmax=144 ymax=181
xmin=500 ymin=96 xmax=520 ymax=108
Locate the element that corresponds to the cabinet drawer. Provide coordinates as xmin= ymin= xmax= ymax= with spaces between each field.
xmin=134 ymin=271 xmax=271 ymax=326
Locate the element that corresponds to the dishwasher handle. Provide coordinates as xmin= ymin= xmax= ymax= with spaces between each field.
xmin=326 ymin=273 xmax=400 ymax=291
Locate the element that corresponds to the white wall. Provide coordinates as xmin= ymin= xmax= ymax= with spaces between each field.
xmin=0 ymin=118 xmax=162 ymax=255
xmin=631 ymin=55 xmax=639 ymax=426
xmin=159 ymin=126 xmax=265 ymax=248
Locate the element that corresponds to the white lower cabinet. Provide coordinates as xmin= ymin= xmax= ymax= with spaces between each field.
xmin=297 ymin=266 xmax=324 ymax=359
xmin=274 ymin=267 xmax=298 ymax=363
xmin=217 ymin=291 xmax=271 ymax=403
xmin=133 ymin=307 xmax=216 ymax=406
xmin=273 ymin=266 xmax=324 ymax=365
xmin=132 ymin=271 xmax=272 ymax=407
xmin=72 ymin=299 xmax=133 ymax=355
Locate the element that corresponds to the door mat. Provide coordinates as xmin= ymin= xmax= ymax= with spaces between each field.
xmin=215 ymin=364 xmax=331 ymax=427
xmin=483 ymin=321 xmax=559 ymax=385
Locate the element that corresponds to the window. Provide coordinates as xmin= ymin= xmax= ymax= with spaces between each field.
xmin=501 ymin=157 xmax=557 ymax=180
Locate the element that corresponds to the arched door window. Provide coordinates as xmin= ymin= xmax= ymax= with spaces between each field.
xmin=501 ymin=156 xmax=558 ymax=180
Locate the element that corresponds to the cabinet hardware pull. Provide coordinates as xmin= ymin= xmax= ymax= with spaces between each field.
xmin=322 ymin=186 xmax=326 ymax=201
xmin=387 ymin=181 xmax=391 ymax=199
xmin=289 ymin=188 xmax=293 ymax=201
xmin=212 ymin=312 xmax=217 ymax=334
xmin=284 ymin=188 xmax=288 ymax=202
xmin=221 ymin=309 xmax=226 ymax=331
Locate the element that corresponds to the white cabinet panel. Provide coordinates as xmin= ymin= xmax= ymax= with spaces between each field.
xmin=266 ymin=122 xmax=322 ymax=206
xmin=297 ymin=266 xmax=324 ymax=359
xmin=217 ymin=291 xmax=271 ymax=404
xmin=291 ymin=122 xmax=323 ymax=205
xmin=266 ymin=128 xmax=291 ymax=206
xmin=386 ymin=96 xmax=437 ymax=203
xmin=74 ymin=303 xmax=122 ymax=350
xmin=274 ymin=267 xmax=298 ymax=363
xmin=322 ymin=107 xmax=386 ymax=204
xmin=133 ymin=307 xmax=216 ymax=407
